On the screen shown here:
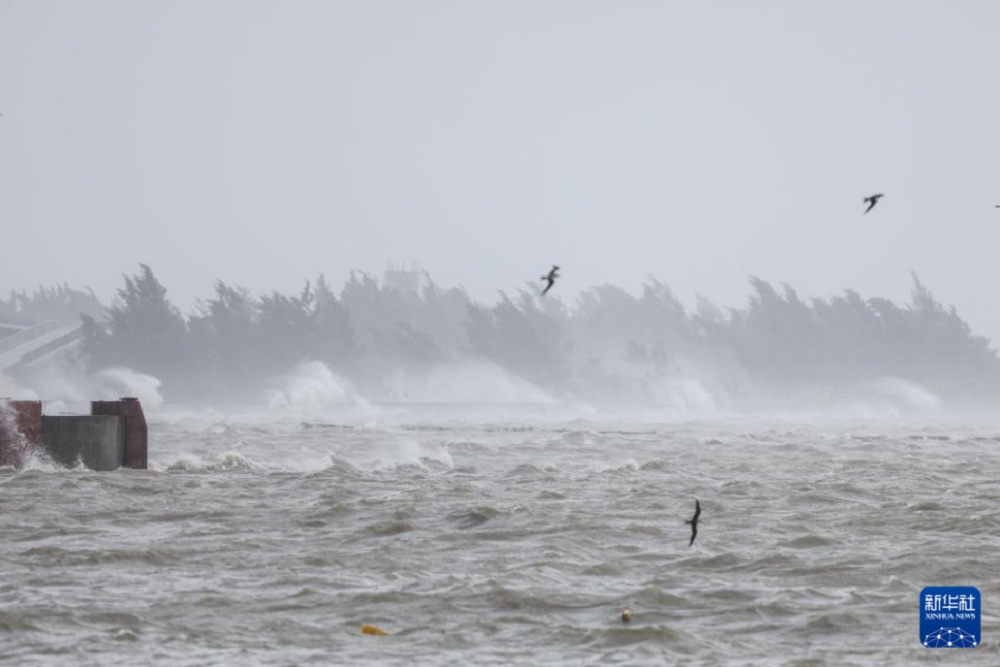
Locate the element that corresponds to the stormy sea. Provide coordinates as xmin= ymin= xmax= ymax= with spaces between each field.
xmin=2 ymin=387 xmax=999 ymax=666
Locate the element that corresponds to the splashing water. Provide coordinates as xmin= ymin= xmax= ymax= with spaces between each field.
xmin=0 ymin=401 xmax=29 ymax=468
xmin=384 ymin=358 xmax=556 ymax=404
xmin=94 ymin=367 xmax=165 ymax=414
xmin=1 ymin=365 xmax=164 ymax=415
xmin=867 ymin=377 xmax=942 ymax=413
xmin=267 ymin=361 xmax=378 ymax=421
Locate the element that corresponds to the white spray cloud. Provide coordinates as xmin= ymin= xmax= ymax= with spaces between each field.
xmin=866 ymin=377 xmax=943 ymax=414
xmin=267 ymin=361 xmax=379 ymax=421
xmin=384 ymin=358 xmax=556 ymax=404
xmin=93 ymin=367 xmax=165 ymax=414
xmin=0 ymin=365 xmax=164 ymax=415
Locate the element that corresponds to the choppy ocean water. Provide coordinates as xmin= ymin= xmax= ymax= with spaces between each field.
xmin=2 ymin=403 xmax=999 ymax=666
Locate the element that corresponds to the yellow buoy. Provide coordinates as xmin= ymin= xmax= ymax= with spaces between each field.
xmin=361 ymin=624 xmax=389 ymax=636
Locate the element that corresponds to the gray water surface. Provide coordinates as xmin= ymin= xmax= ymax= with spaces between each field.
xmin=2 ymin=407 xmax=998 ymax=666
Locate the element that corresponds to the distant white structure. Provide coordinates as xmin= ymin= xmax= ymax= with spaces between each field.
xmin=383 ymin=261 xmax=428 ymax=296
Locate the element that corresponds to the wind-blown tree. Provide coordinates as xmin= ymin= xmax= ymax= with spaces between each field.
xmin=255 ymin=278 xmax=360 ymax=376
xmin=339 ymin=271 xmax=392 ymax=356
xmin=573 ymin=280 xmax=693 ymax=365
xmin=466 ymin=289 xmax=570 ymax=386
xmin=575 ymin=285 xmax=641 ymax=351
xmin=809 ymin=289 xmax=881 ymax=381
xmin=411 ymin=279 xmax=473 ymax=354
xmin=718 ymin=273 xmax=1000 ymax=396
xmin=65 ymin=264 xmax=1000 ymax=403
xmin=255 ymin=282 xmax=320 ymax=378
xmin=182 ymin=275 xmax=358 ymax=397
xmin=729 ymin=277 xmax=819 ymax=384
xmin=370 ymin=323 xmax=444 ymax=371
xmin=340 ymin=271 xmax=452 ymax=376
xmin=187 ymin=281 xmax=258 ymax=395
xmin=0 ymin=283 xmax=104 ymax=326
xmin=691 ymin=294 xmax=730 ymax=343
xmin=312 ymin=274 xmax=358 ymax=371
xmin=80 ymin=264 xmax=189 ymax=392
xmin=902 ymin=274 xmax=1000 ymax=395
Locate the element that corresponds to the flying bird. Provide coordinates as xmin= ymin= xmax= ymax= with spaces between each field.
xmin=685 ymin=499 xmax=701 ymax=547
xmin=863 ymin=193 xmax=884 ymax=214
xmin=541 ymin=265 xmax=559 ymax=296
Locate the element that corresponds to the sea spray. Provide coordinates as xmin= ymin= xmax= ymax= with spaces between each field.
xmin=383 ymin=358 xmax=556 ymax=404
xmin=365 ymin=426 xmax=454 ymax=471
xmin=0 ymin=372 xmax=25 ymax=399
xmin=646 ymin=376 xmax=718 ymax=413
xmin=2 ymin=365 xmax=164 ymax=414
xmin=0 ymin=401 xmax=29 ymax=468
xmin=94 ymin=367 xmax=165 ymax=414
xmin=267 ymin=361 xmax=378 ymax=421
xmin=867 ymin=377 xmax=942 ymax=413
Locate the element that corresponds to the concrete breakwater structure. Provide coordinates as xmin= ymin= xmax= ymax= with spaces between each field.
xmin=0 ymin=398 xmax=147 ymax=471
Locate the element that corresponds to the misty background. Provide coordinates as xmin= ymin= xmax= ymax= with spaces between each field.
xmin=2 ymin=2 xmax=999 ymax=412
xmin=2 ymin=264 xmax=999 ymax=415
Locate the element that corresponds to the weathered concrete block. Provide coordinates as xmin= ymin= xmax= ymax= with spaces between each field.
xmin=92 ymin=397 xmax=147 ymax=469
xmin=41 ymin=415 xmax=125 ymax=471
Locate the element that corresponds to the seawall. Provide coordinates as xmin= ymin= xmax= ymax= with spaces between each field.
xmin=0 ymin=398 xmax=147 ymax=471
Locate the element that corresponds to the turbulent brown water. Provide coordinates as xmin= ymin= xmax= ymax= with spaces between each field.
xmin=2 ymin=404 xmax=999 ymax=665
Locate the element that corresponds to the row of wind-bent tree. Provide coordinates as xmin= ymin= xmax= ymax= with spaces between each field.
xmin=716 ymin=275 xmax=1000 ymax=397
xmin=0 ymin=284 xmax=104 ymax=327
xmin=81 ymin=266 xmax=358 ymax=399
xmin=75 ymin=264 xmax=1000 ymax=402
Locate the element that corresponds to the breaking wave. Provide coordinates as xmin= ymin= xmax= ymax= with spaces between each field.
xmin=267 ymin=361 xmax=379 ymax=421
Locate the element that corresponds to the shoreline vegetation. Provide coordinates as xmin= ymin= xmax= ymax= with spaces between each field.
xmin=3 ymin=265 xmax=998 ymax=406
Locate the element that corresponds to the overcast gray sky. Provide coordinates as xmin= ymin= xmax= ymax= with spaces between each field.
xmin=1 ymin=2 xmax=998 ymax=338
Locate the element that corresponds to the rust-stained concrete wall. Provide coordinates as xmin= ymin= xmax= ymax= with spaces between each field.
xmin=2 ymin=398 xmax=146 ymax=471
xmin=0 ymin=400 xmax=41 ymax=467
xmin=92 ymin=398 xmax=147 ymax=469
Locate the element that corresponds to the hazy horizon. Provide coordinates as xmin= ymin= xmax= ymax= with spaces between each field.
xmin=2 ymin=2 xmax=999 ymax=337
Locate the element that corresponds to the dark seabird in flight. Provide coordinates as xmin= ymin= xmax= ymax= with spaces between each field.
xmin=863 ymin=193 xmax=884 ymax=214
xmin=541 ymin=265 xmax=559 ymax=296
xmin=685 ymin=499 xmax=701 ymax=547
